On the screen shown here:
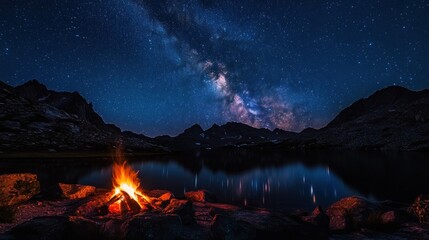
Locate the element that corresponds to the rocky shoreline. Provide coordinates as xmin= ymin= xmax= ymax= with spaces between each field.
xmin=1 ymin=173 xmax=429 ymax=240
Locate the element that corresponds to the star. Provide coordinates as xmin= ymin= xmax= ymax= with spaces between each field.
xmin=0 ymin=0 xmax=428 ymax=136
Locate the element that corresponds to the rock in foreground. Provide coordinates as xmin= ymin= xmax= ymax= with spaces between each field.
xmin=1 ymin=189 xmax=329 ymax=240
xmin=58 ymin=183 xmax=96 ymax=199
xmin=2 ymin=191 xmax=429 ymax=240
xmin=326 ymin=196 xmax=378 ymax=231
xmin=0 ymin=174 xmax=40 ymax=207
xmin=163 ymin=199 xmax=194 ymax=224
xmin=185 ymin=190 xmax=217 ymax=203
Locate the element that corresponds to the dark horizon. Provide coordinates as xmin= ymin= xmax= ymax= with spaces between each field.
xmin=1 ymin=1 xmax=429 ymax=137
xmin=4 ymin=78 xmax=427 ymax=138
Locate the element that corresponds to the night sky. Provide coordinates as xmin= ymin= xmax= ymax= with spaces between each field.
xmin=1 ymin=1 xmax=428 ymax=136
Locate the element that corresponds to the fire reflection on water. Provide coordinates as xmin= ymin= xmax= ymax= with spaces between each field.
xmin=80 ymin=161 xmax=360 ymax=211
xmin=139 ymin=162 xmax=352 ymax=209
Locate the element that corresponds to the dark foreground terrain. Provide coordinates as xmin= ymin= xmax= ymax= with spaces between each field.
xmin=1 ymin=173 xmax=429 ymax=240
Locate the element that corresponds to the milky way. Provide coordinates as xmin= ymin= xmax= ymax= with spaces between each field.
xmin=1 ymin=1 xmax=428 ymax=136
xmin=133 ymin=0 xmax=313 ymax=131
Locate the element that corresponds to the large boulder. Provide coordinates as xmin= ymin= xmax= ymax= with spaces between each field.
xmin=0 ymin=173 xmax=40 ymax=207
xmin=58 ymin=183 xmax=96 ymax=199
xmin=326 ymin=196 xmax=377 ymax=231
xmin=122 ymin=213 xmax=182 ymax=240
xmin=163 ymin=199 xmax=194 ymax=224
xmin=185 ymin=190 xmax=216 ymax=203
xmin=158 ymin=192 xmax=174 ymax=202
xmin=146 ymin=190 xmax=174 ymax=208
xmin=146 ymin=189 xmax=174 ymax=199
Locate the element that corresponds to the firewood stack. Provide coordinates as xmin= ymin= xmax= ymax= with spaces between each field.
xmin=105 ymin=190 xmax=153 ymax=214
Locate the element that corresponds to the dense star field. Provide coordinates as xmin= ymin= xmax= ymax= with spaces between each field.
xmin=0 ymin=0 xmax=428 ymax=136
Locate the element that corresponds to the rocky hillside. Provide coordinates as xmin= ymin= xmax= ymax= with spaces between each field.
xmin=283 ymin=86 xmax=429 ymax=151
xmin=155 ymin=122 xmax=296 ymax=150
xmin=0 ymin=80 xmax=164 ymax=153
xmin=158 ymin=86 xmax=429 ymax=151
xmin=15 ymin=80 xmax=117 ymax=132
xmin=1 ymin=79 xmax=428 ymax=152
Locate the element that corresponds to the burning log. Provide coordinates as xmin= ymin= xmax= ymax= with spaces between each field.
xmin=106 ymin=193 xmax=122 ymax=206
xmin=103 ymin=150 xmax=156 ymax=214
xmin=120 ymin=200 xmax=129 ymax=214
xmin=103 ymin=190 xmax=153 ymax=214
xmin=120 ymin=190 xmax=141 ymax=213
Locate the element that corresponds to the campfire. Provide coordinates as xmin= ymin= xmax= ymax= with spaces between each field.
xmin=105 ymin=151 xmax=153 ymax=214
xmin=78 ymin=149 xmax=175 ymax=217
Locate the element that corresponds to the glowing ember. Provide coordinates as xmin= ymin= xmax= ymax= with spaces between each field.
xmin=108 ymin=151 xmax=151 ymax=214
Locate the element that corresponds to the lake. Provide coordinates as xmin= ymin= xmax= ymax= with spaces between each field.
xmin=1 ymin=149 xmax=428 ymax=211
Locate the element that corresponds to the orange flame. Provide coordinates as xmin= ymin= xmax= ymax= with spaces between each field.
xmin=109 ymin=148 xmax=150 ymax=213
xmin=112 ymin=161 xmax=142 ymax=202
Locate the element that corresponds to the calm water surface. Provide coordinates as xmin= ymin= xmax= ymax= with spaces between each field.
xmin=75 ymin=150 xmax=429 ymax=211
xmin=80 ymin=161 xmax=358 ymax=211
xmin=1 ymin=150 xmax=428 ymax=211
